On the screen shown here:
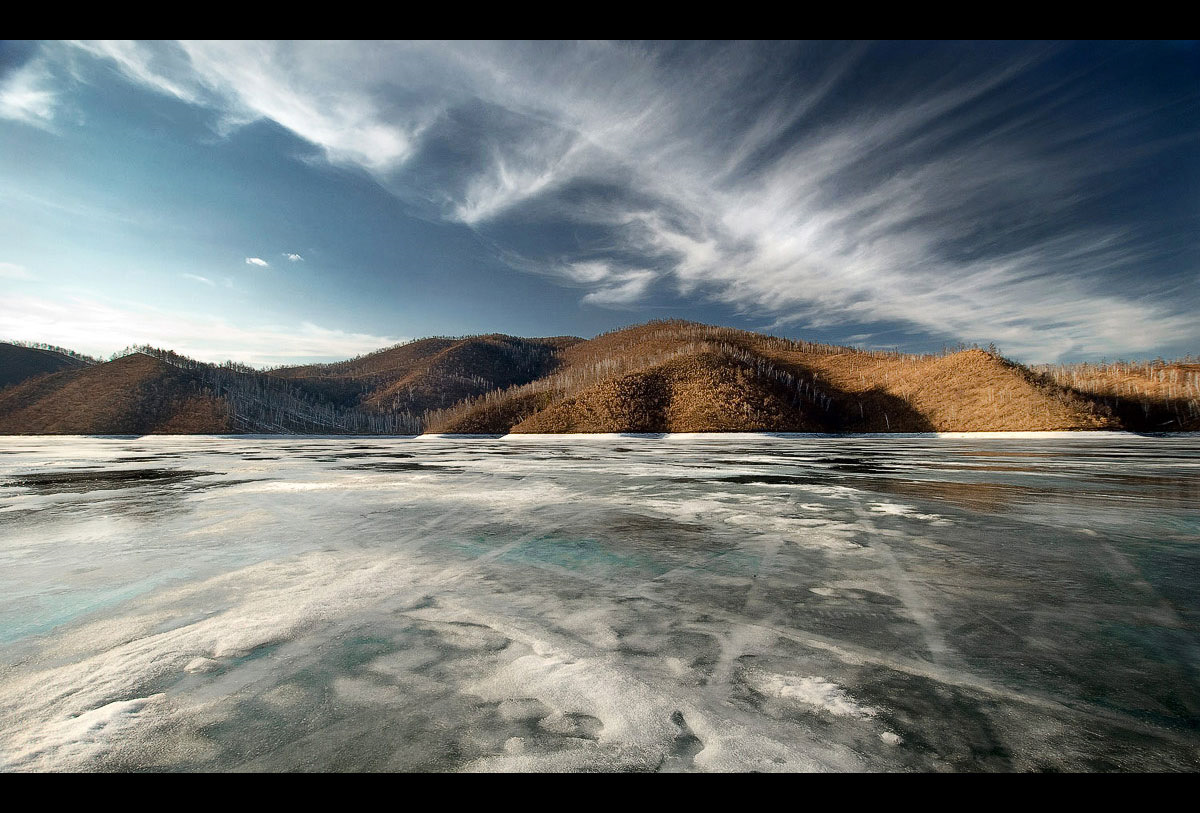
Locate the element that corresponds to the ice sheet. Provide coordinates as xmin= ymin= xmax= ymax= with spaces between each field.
xmin=0 ymin=433 xmax=1198 ymax=771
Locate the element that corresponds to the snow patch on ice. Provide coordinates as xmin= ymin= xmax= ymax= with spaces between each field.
xmin=746 ymin=671 xmax=877 ymax=719
xmin=869 ymin=502 xmax=950 ymax=524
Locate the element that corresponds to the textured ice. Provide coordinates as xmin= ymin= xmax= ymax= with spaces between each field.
xmin=1 ymin=433 xmax=1198 ymax=771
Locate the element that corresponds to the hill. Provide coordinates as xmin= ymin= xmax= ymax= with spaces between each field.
xmin=0 ymin=353 xmax=230 ymax=434
xmin=271 ymin=334 xmax=581 ymax=415
xmin=427 ymin=321 xmax=1117 ymax=434
xmin=1035 ymin=359 xmax=1200 ymax=431
xmin=509 ymin=352 xmax=827 ymax=433
xmin=0 ymin=321 xmax=1194 ymax=435
xmin=0 ymin=342 xmax=92 ymax=390
xmin=0 ymin=347 xmax=417 ymax=436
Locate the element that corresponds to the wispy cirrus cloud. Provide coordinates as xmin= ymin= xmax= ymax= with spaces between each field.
xmin=244 ymin=257 xmax=269 ymax=267
xmin=567 ymin=263 xmax=657 ymax=307
xmin=181 ymin=273 xmax=213 ymax=285
xmin=52 ymin=41 xmax=1200 ymax=361
xmin=0 ymin=293 xmax=405 ymax=367
xmin=0 ymin=58 xmax=58 ymax=129
xmin=71 ymin=40 xmax=428 ymax=171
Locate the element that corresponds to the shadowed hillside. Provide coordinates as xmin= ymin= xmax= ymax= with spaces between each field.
xmin=0 ymin=342 xmax=93 ymax=390
xmin=0 ymin=353 xmax=231 ymax=434
xmin=764 ymin=347 xmax=1114 ymax=432
xmin=272 ymin=334 xmax=581 ymax=415
xmin=1035 ymin=359 xmax=1200 ymax=431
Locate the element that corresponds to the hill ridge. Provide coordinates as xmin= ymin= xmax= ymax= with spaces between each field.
xmin=1 ymin=323 xmax=1196 ymax=434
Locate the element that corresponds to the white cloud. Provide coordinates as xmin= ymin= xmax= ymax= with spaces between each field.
xmin=581 ymin=270 xmax=656 ymax=307
xmin=54 ymin=41 xmax=1199 ymax=361
xmin=0 ymin=262 xmax=34 ymax=280
xmin=283 ymin=253 xmax=303 ymax=262
xmin=564 ymin=261 xmax=615 ymax=284
xmin=181 ymin=273 xmax=214 ymax=285
xmin=245 ymin=257 xmax=269 ymax=267
xmin=71 ymin=40 xmax=427 ymax=171
xmin=69 ymin=40 xmax=203 ymax=105
xmin=0 ymin=59 xmax=58 ymax=128
xmin=0 ymin=294 xmax=406 ymax=367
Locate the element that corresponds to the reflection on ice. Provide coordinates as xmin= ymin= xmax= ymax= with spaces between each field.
xmin=0 ymin=433 xmax=1198 ymax=771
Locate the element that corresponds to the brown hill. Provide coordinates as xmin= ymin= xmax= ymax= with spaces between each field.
xmin=0 ymin=343 xmax=91 ymax=390
xmin=1035 ymin=359 xmax=1200 ymax=431
xmin=510 ymin=352 xmax=828 ymax=433
xmin=0 ymin=353 xmax=231 ymax=434
xmin=272 ymin=334 xmax=581 ymax=415
xmin=762 ymin=347 xmax=1115 ymax=432
xmin=428 ymin=321 xmax=1118 ymax=434
xmin=1 ymin=321 xmax=1190 ymax=435
xmin=273 ymin=337 xmax=461 ymax=382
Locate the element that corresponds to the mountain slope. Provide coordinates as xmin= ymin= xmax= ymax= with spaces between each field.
xmin=428 ymin=321 xmax=1117 ymax=434
xmin=1035 ymin=359 xmax=1200 ymax=431
xmin=273 ymin=334 xmax=581 ymax=415
xmin=0 ymin=343 xmax=91 ymax=390
xmin=0 ymin=353 xmax=231 ymax=434
xmin=758 ymin=347 xmax=1115 ymax=432
xmin=511 ymin=352 xmax=829 ymax=433
xmin=1 ymin=321 xmax=1190 ymax=435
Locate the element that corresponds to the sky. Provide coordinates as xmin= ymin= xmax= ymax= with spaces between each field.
xmin=0 ymin=40 xmax=1197 ymax=367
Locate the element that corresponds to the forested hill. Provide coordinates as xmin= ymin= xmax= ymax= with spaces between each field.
xmin=1 ymin=322 xmax=1197 ymax=434
xmin=270 ymin=334 xmax=580 ymax=416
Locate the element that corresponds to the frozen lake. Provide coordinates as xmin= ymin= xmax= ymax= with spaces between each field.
xmin=1 ymin=433 xmax=1198 ymax=771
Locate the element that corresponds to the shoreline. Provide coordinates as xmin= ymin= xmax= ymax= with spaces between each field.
xmin=1 ymin=430 xmax=1196 ymax=441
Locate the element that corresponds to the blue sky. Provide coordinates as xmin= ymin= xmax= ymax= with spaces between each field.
xmin=1 ymin=40 xmax=1196 ymax=366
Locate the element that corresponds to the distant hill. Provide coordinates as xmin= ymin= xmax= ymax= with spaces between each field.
xmin=0 ymin=353 xmax=230 ymax=434
xmin=0 ymin=348 xmax=416 ymax=435
xmin=0 ymin=342 xmax=92 ymax=390
xmin=271 ymin=334 xmax=582 ymax=415
xmin=0 ymin=321 xmax=1195 ymax=434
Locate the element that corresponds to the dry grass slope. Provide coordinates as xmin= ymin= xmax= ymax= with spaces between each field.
xmin=788 ymin=349 xmax=1115 ymax=432
xmin=1035 ymin=360 xmax=1200 ymax=431
xmin=0 ymin=353 xmax=232 ymax=434
xmin=428 ymin=321 xmax=1119 ymax=434
xmin=1 ymin=321 xmax=1192 ymax=435
xmin=513 ymin=352 xmax=827 ymax=433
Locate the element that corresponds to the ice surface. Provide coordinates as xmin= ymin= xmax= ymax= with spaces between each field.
xmin=0 ymin=433 xmax=1198 ymax=771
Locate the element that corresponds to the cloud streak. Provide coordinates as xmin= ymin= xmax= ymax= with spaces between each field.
xmin=244 ymin=257 xmax=269 ymax=267
xmin=72 ymin=40 xmax=427 ymax=171
xmin=50 ymin=42 xmax=1200 ymax=360
xmin=0 ymin=58 xmax=58 ymax=128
